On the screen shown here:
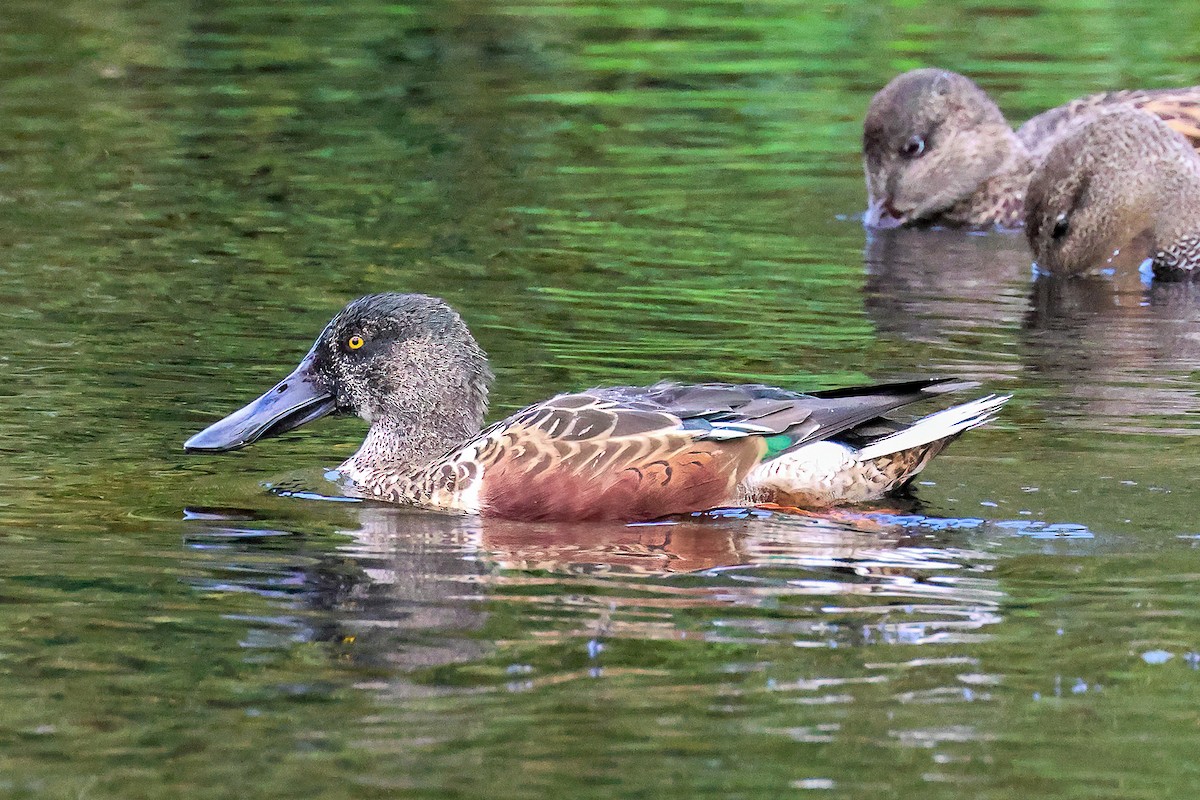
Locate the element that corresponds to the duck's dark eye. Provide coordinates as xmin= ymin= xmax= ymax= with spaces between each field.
xmin=900 ymin=135 xmax=926 ymax=158
xmin=1051 ymin=213 xmax=1069 ymax=240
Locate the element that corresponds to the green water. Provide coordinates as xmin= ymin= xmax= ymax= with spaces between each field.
xmin=4 ymin=0 xmax=1200 ymax=796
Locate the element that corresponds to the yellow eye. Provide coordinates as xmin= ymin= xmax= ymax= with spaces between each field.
xmin=348 ymin=335 xmax=365 ymax=350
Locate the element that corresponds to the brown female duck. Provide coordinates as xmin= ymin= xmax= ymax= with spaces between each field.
xmin=863 ymin=68 xmax=1200 ymax=229
xmin=184 ymin=294 xmax=1007 ymax=522
xmin=1025 ymin=107 xmax=1200 ymax=278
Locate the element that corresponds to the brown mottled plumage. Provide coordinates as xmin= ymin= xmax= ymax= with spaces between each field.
xmin=863 ymin=68 xmax=1200 ymax=229
xmin=1025 ymin=108 xmax=1200 ymax=278
xmin=184 ymin=294 xmax=1008 ymax=521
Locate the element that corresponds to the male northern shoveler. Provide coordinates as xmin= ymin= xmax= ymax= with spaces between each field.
xmin=863 ymin=68 xmax=1200 ymax=229
xmin=1025 ymin=107 xmax=1200 ymax=278
xmin=184 ymin=293 xmax=1009 ymax=522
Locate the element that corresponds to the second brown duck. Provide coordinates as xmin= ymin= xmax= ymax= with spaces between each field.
xmin=1024 ymin=107 xmax=1200 ymax=279
xmin=863 ymin=68 xmax=1200 ymax=229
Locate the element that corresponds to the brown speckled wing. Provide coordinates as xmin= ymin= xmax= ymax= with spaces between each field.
xmin=1019 ymin=87 xmax=1200 ymax=156
xmin=475 ymin=393 xmax=765 ymax=522
xmin=1133 ymin=94 xmax=1200 ymax=149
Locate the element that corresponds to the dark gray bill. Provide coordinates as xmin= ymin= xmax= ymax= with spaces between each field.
xmin=184 ymin=351 xmax=336 ymax=453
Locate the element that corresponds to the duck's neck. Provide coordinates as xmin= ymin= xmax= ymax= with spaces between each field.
xmin=339 ymin=404 xmax=485 ymax=485
xmin=950 ymin=129 xmax=1034 ymax=228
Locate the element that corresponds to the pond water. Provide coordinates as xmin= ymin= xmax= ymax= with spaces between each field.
xmin=3 ymin=0 xmax=1200 ymax=797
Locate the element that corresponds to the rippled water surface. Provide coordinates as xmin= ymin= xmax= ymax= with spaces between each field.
xmin=5 ymin=1 xmax=1200 ymax=797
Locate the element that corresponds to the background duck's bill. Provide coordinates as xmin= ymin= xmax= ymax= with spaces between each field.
xmin=863 ymin=198 xmax=905 ymax=229
xmin=183 ymin=354 xmax=335 ymax=452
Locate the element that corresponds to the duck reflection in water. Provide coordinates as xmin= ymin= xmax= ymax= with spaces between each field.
xmin=182 ymin=498 xmax=1025 ymax=673
xmin=862 ymin=226 xmax=1031 ymax=380
xmin=863 ymin=226 xmax=1200 ymax=431
xmin=1022 ymin=274 xmax=1200 ymax=429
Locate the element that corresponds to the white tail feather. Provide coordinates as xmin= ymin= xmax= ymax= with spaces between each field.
xmin=855 ymin=394 xmax=1010 ymax=461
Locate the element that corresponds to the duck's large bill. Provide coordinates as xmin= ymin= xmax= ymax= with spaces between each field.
xmin=184 ymin=351 xmax=336 ymax=453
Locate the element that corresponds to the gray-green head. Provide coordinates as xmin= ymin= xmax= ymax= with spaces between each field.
xmin=185 ymin=293 xmax=492 ymax=453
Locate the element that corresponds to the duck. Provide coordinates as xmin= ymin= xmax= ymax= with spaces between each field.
xmin=1025 ymin=107 xmax=1200 ymax=278
xmin=184 ymin=293 xmax=1009 ymax=522
xmin=863 ymin=68 xmax=1200 ymax=229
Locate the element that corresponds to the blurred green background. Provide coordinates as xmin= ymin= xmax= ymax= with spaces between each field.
xmin=2 ymin=0 xmax=1200 ymax=797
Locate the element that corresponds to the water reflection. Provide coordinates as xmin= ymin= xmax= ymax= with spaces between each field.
xmin=176 ymin=501 xmax=1114 ymax=794
xmin=863 ymin=229 xmax=1200 ymax=432
xmin=185 ymin=505 xmax=489 ymax=671
xmin=862 ymin=227 xmax=1031 ymax=381
xmin=182 ymin=502 xmax=1039 ymax=664
xmin=1022 ymin=275 xmax=1200 ymax=432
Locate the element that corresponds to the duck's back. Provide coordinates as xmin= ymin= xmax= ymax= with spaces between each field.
xmin=1018 ymin=87 xmax=1200 ymax=159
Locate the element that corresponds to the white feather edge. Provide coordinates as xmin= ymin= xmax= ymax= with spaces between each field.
xmin=854 ymin=394 xmax=1011 ymax=461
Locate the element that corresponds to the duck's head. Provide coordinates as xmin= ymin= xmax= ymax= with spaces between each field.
xmin=185 ymin=293 xmax=491 ymax=453
xmin=1025 ymin=108 xmax=1200 ymax=276
xmin=863 ymin=68 xmax=1015 ymax=228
